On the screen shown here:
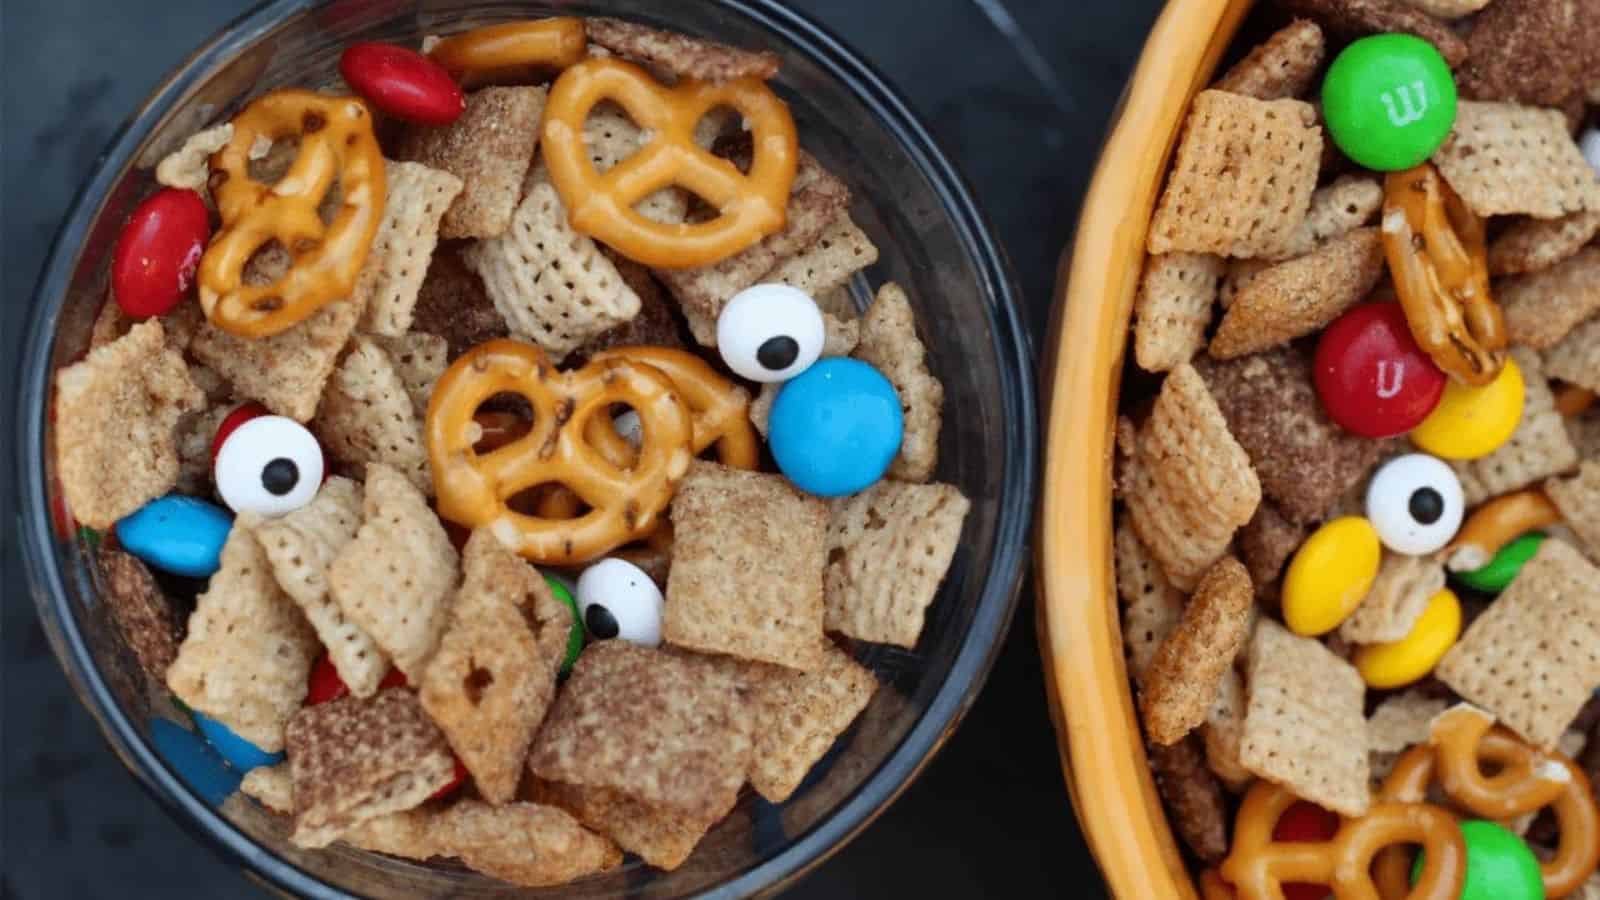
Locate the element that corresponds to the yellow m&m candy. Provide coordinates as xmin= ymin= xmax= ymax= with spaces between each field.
xmin=1282 ymin=516 xmax=1382 ymax=636
xmin=1411 ymin=357 xmax=1524 ymax=461
xmin=1355 ymin=588 xmax=1462 ymax=689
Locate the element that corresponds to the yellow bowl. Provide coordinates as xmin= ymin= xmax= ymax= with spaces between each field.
xmin=1037 ymin=0 xmax=1253 ymax=897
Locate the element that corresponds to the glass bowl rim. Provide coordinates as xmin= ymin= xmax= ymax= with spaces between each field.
xmin=14 ymin=0 xmax=1039 ymax=896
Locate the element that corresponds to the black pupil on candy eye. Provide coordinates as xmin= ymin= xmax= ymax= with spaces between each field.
xmin=261 ymin=458 xmax=299 ymax=496
xmin=1409 ymin=487 xmax=1444 ymax=525
xmin=756 ymin=336 xmax=799 ymax=371
xmin=585 ymin=605 xmax=620 ymax=640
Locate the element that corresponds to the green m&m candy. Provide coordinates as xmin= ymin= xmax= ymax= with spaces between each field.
xmin=543 ymin=572 xmax=585 ymax=675
xmin=1322 ymin=34 xmax=1457 ymax=171
xmin=1454 ymin=532 xmax=1545 ymax=594
xmin=1412 ymin=820 xmax=1542 ymax=900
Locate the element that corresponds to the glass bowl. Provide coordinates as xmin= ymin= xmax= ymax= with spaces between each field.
xmin=14 ymin=1 xmax=1037 ymax=896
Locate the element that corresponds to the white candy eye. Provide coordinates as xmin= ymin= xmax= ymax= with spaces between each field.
xmin=716 ymin=283 xmax=826 ymax=382
xmin=214 ymin=415 xmax=324 ymax=517
xmin=576 ymin=558 xmax=662 ymax=647
xmin=1365 ymin=453 xmax=1463 ymax=555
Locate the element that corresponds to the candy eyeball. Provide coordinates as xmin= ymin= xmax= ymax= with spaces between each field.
xmin=716 ymin=283 xmax=826 ymax=383
xmin=214 ymin=415 xmax=324 ymax=517
xmin=575 ymin=558 xmax=662 ymax=647
xmin=1365 ymin=453 xmax=1464 ymax=555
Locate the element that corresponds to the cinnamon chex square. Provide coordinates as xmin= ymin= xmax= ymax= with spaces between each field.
xmin=527 ymin=642 xmax=753 ymax=823
xmin=666 ymin=462 xmax=830 ymax=668
xmin=286 ymin=686 xmax=457 ymax=848
xmin=397 ymin=86 xmax=546 ymax=239
xmin=419 ymin=530 xmax=570 ymax=804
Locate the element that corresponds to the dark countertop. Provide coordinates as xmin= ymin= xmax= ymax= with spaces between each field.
xmin=1 ymin=1 xmax=1161 ymax=896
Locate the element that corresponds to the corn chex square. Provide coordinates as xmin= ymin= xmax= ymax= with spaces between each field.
xmin=1148 ymin=90 xmax=1321 ymax=258
xmin=1547 ymin=461 xmax=1600 ymax=560
xmin=1432 ymin=101 xmax=1600 ymax=219
xmin=1209 ymin=227 xmax=1384 ymax=359
xmin=1133 ymin=252 xmax=1224 ymax=374
xmin=527 ymin=642 xmax=753 ymax=824
xmin=1436 ymin=540 xmax=1600 ymax=750
xmin=369 ymin=331 xmax=447 ymax=416
xmin=1338 ymin=553 xmax=1444 ymax=644
xmin=1240 ymin=619 xmax=1370 ymax=816
xmin=97 ymin=547 xmax=187 ymax=683
xmin=254 ymin=477 xmax=389 ymax=698
xmin=585 ymin=17 xmax=780 ymax=83
xmin=1115 ymin=516 xmax=1187 ymax=681
xmin=419 ymin=530 xmax=570 ymax=804
xmin=823 ymin=479 xmax=969 ymax=650
xmin=353 ymin=161 xmax=462 ymax=336
xmin=327 ymin=463 xmax=459 ymax=680
xmin=167 ymin=519 xmax=319 ymax=753
xmin=1123 ymin=365 xmax=1262 ymax=590
xmin=665 ymin=462 xmax=830 ymax=668
xmin=313 ymin=336 xmax=431 ymax=494
xmin=1489 ymin=211 xmax=1600 ymax=277
xmin=463 ymin=180 xmax=642 ymax=361
xmin=854 ymin=283 xmax=944 ymax=482
xmin=1543 ymin=317 xmax=1600 ymax=395
xmin=286 ymin=687 xmax=456 ymax=848
xmin=1451 ymin=350 xmax=1577 ymax=505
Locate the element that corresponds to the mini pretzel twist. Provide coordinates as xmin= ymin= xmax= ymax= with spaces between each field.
xmin=1219 ymin=780 xmax=1465 ymax=900
xmin=1382 ymin=163 xmax=1507 ymax=386
xmin=1443 ymin=488 xmax=1561 ymax=573
xmin=588 ymin=346 xmax=759 ymax=468
xmin=199 ymin=89 xmax=385 ymax=338
xmin=1374 ymin=705 xmax=1600 ymax=899
xmin=540 ymin=56 xmax=798 ymax=269
xmin=532 ymin=346 xmax=759 ymax=523
xmin=425 ymin=339 xmax=694 ymax=564
xmin=427 ymin=18 xmax=587 ymax=87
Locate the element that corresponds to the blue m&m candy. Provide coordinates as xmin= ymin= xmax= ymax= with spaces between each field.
xmin=194 ymin=711 xmax=283 ymax=773
xmin=149 ymin=718 xmax=241 ymax=806
xmin=768 ymin=357 xmax=903 ymax=497
xmin=115 ymin=494 xmax=232 ymax=578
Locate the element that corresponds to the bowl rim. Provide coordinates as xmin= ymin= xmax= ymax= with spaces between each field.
xmin=14 ymin=1 xmax=1038 ymax=897
xmin=1035 ymin=0 xmax=1251 ymax=897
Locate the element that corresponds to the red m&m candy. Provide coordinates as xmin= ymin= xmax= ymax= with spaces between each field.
xmin=339 ymin=43 xmax=464 ymax=126
xmin=1273 ymin=800 xmax=1340 ymax=900
xmin=1315 ymin=303 xmax=1446 ymax=438
xmin=111 ymin=188 xmax=210 ymax=318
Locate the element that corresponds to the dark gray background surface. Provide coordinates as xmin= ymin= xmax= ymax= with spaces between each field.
xmin=2 ymin=0 xmax=1162 ymax=896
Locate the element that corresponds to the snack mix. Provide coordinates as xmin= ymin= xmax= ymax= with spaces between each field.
xmin=1123 ymin=3 xmax=1600 ymax=898
xmin=55 ymin=16 xmax=972 ymax=887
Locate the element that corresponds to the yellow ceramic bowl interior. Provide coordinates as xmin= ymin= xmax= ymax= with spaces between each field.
xmin=1037 ymin=0 xmax=1254 ymax=897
